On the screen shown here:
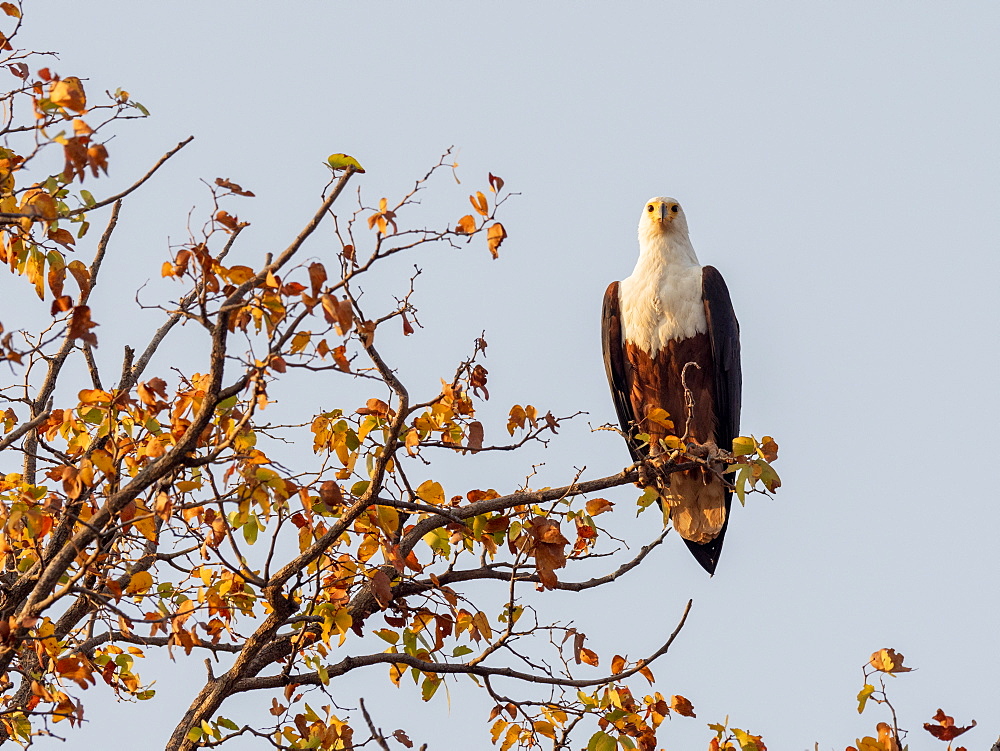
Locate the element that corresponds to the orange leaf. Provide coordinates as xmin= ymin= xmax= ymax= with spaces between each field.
xmin=486 ymin=222 xmax=507 ymax=259
xmin=86 ymin=143 xmax=109 ymax=177
xmin=611 ymin=655 xmax=626 ymax=674
xmin=215 ymin=177 xmax=255 ymax=197
xmin=470 ymin=191 xmax=489 ymax=217
xmin=585 ymin=498 xmax=613 ymax=516
xmin=49 ymin=76 xmax=87 ymax=112
xmin=455 ymin=214 xmax=476 ymax=234
xmin=579 ymin=647 xmax=599 ymax=667
xmin=669 ymin=695 xmax=696 ymax=717
xmin=216 ymin=211 xmax=242 ymax=231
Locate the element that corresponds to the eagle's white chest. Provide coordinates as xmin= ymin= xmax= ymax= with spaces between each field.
xmin=619 ymin=260 xmax=707 ymax=356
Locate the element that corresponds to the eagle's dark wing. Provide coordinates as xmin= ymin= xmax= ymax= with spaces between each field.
xmin=683 ymin=265 xmax=742 ymax=574
xmin=601 ymin=281 xmax=642 ymax=462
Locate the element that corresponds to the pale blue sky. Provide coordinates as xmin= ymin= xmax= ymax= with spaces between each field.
xmin=15 ymin=2 xmax=1000 ymax=748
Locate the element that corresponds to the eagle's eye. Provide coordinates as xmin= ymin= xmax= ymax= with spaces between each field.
xmin=647 ymin=205 xmax=654 ymax=213
xmin=671 ymin=205 xmax=679 ymax=213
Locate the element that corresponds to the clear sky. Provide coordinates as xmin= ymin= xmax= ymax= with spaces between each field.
xmin=17 ymin=2 xmax=1000 ymax=748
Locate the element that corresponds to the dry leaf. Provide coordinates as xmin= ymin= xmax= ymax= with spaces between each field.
xmin=486 ymin=222 xmax=507 ymax=259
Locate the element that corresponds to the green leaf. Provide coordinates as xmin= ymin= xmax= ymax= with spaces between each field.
xmin=452 ymin=645 xmax=473 ymax=657
xmin=732 ymin=436 xmax=756 ymax=456
xmin=80 ymin=189 xmax=95 ymax=207
xmin=421 ymin=676 xmax=441 ymax=701
xmin=375 ymin=629 xmax=400 ymax=644
xmin=187 ymin=727 xmax=203 ymax=742
xmin=587 ymin=731 xmax=618 ymax=751
xmin=242 ymin=515 xmax=259 ymax=545
xmin=734 ymin=465 xmax=750 ymax=505
xmin=216 ymin=395 xmax=238 ymax=412
xmin=326 ymin=153 xmax=366 ymax=173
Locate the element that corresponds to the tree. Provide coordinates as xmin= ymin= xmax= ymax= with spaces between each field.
xmin=0 ymin=7 xmax=788 ymax=749
xmin=2 ymin=7 xmax=981 ymax=751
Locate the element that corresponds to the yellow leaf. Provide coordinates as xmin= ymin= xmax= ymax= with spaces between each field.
xmin=125 ymin=571 xmax=153 ymax=594
xmin=290 ymin=330 xmax=311 ymax=354
xmin=532 ymin=720 xmax=556 ymax=739
xmin=646 ymin=407 xmax=674 ymax=429
xmin=415 ymin=480 xmax=444 ymax=505
xmin=49 ymin=77 xmax=87 ymax=112
xmin=732 ymin=436 xmax=756 ymax=456
xmin=326 ymin=153 xmax=365 ymax=173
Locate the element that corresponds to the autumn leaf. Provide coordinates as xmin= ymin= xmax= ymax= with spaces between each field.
xmin=488 ymin=173 xmax=504 ymax=193
xmin=759 ymin=436 xmax=779 ymax=462
xmin=869 ymin=648 xmax=912 ymax=674
xmin=308 ymin=262 xmax=327 ymax=296
xmin=466 ymin=421 xmax=484 ymax=451
xmin=455 ymin=214 xmax=476 ymax=234
xmin=923 ymin=708 xmax=976 ymax=741
xmin=367 ymin=197 xmax=397 ymax=235
xmin=67 ymin=305 xmax=98 ymax=347
xmin=486 ymin=222 xmax=507 ymax=259
xmin=326 ymin=153 xmax=366 ymax=173
xmin=585 ymin=498 xmax=613 ymax=516
xmin=645 ymin=407 xmax=674 ymax=430
xmin=469 ymin=191 xmax=489 ymax=217
xmin=50 ymin=76 xmax=87 ymax=112
xmin=579 ymin=648 xmax=599 ymax=667
xmin=371 ymin=570 xmax=392 ymax=609
xmin=528 ymin=516 xmax=568 ymax=589
xmin=732 ymin=728 xmax=766 ymax=751
xmin=319 ymin=480 xmax=343 ymax=509
xmin=125 ymin=571 xmax=153 ymax=595
xmin=464 ymin=365 xmax=488 ymax=401
xmin=669 ymin=695 xmax=696 ymax=717
xmin=87 ymin=143 xmax=109 ymax=177
xmin=416 ymin=480 xmax=445 ymax=506
xmin=215 ymin=210 xmax=243 ymax=231
xmin=214 ymin=177 xmax=255 ymax=197
xmin=507 ymin=404 xmax=526 ymax=435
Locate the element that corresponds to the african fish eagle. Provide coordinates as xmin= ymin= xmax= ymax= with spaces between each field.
xmin=602 ymin=197 xmax=741 ymax=574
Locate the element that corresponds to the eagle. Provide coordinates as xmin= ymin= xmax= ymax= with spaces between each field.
xmin=602 ymin=197 xmax=741 ymax=574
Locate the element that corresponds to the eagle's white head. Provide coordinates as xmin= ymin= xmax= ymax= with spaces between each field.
xmin=637 ymin=196 xmax=697 ymax=265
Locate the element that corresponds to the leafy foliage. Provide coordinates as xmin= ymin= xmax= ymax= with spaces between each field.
xmin=0 ymin=6 xmax=976 ymax=751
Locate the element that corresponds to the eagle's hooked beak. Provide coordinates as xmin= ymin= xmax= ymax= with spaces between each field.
xmin=650 ymin=201 xmax=673 ymax=224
